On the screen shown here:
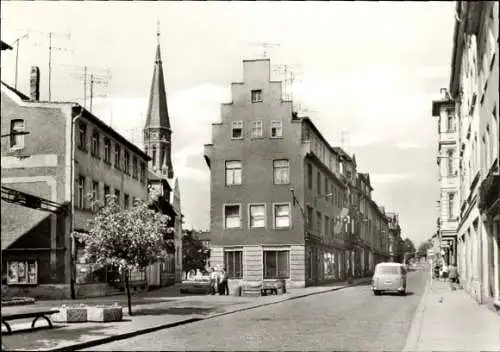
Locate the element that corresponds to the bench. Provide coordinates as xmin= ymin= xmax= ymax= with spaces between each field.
xmin=261 ymin=280 xmax=286 ymax=296
xmin=1 ymin=309 xmax=60 ymax=334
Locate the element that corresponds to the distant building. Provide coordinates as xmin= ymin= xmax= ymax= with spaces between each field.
xmin=386 ymin=212 xmax=402 ymax=262
xmin=204 ymin=59 xmax=391 ymax=290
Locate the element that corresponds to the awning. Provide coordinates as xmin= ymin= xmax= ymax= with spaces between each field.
xmin=1 ymin=200 xmax=52 ymax=250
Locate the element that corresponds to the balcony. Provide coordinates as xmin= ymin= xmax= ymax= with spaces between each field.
xmin=439 ymin=129 xmax=458 ymax=144
xmin=478 ymin=167 xmax=500 ymax=213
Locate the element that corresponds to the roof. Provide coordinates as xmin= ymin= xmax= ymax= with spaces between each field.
xmin=1 ymin=40 xmax=13 ymax=50
xmin=75 ymin=106 xmax=151 ymax=161
xmin=431 ymin=98 xmax=454 ymax=117
xmin=2 ymin=80 xmax=31 ymax=101
xmin=144 ymin=43 xmax=171 ymax=130
xmin=1 ymin=200 xmax=51 ymax=250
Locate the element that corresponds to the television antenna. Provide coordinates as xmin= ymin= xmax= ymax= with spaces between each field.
xmin=245 ymin=41 xmax=281 ymax=59
xmin=61 ymin=64 xmax=111 ymax=112
xmin=28 ymin=29 xmax=72 ymax=101
xmin=272 ymin=64 xmax=303 ymax=102
xmin=9 ymin=33 xmax=30 ymax=90
xmin=340 ymin=130 xmax=350 ymax=148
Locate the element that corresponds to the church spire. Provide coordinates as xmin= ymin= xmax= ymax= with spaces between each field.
xmin=144 ymin=23 xmax=170 ymax=130
xmin=143 ymin=23 xmax=174 ymax=179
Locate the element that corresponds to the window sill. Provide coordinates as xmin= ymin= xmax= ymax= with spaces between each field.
xmin=270 ymin=136 xmax=283 ymax=139
xmin=231 ymin=137 xmax=244 ymax=140
xmin=251 ymin=100 xmax=263 ymax=104
xmin=251 ymin=136 xmax=265 ymax=140
xmin=7 ymin=283 xmax=38 ymax=286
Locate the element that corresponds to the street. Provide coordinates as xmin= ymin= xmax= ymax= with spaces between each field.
xmin=85 ymin=270 xmax=428 ymax=351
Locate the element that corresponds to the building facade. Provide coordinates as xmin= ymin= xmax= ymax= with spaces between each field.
xmin=204 ymin=59 xmax=391 ymax=290
xmin=439 ymin=1 xmax=499 ymax=309
xmin=1 ymin=68 xmax=150 ymax=298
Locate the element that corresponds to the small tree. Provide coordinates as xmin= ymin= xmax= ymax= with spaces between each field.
xmin=182 ymin=230 xmax=210 ymax=278
xmin=76 ymin=196 xmax=173 ymax=315
xmin=417 ymin=240 xmax=433 ymax=259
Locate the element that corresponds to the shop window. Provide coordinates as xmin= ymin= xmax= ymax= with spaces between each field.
xmin=263 ymin=250 xmax=290 ymax=279
xmin=7 ymin=260 xmax=38 ymax=285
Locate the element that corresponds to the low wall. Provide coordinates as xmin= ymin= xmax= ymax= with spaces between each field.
xmin=2 ymin=284 xmax=71 ymax=299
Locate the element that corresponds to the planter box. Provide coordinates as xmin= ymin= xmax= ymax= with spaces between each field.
xmin=87 ymin=305 xmax=123 ymax=322
xmin=52 ymin=305 xmax=88 ymax=323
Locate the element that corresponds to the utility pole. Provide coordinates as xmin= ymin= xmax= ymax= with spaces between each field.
xmin=245 ymin=41 xmax=281 ymax=59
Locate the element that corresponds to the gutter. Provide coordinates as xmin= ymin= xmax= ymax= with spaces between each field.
xmin=69 ymin=105 xmax=83 ymax=299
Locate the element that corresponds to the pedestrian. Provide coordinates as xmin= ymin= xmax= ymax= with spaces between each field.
xmin=219 ymin=268 xmax=229 ymax=295
xmin=209 ymin=267 xmax=217 ymax=295
xmin=448 ymin=264 xmax=458 ymax=290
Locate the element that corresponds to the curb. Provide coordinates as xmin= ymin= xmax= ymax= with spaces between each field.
xmin=12 ymin=279 xmax=370 ymax=352
xmin=402 ymin=275 xmax=430 ymax=352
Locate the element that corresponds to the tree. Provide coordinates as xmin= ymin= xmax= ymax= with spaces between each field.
xmin=402 ymin=238 xmax=416 ymax=263
xmin=76 ymin=196 xmax=173 ymax=315
xmin=417 ymin=240 xmax=433 ymax=259
xmin=182 ymin=230 xmax=210 ymax=277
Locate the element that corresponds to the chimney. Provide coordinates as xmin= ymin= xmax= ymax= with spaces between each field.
xmin=30 ymin=66 xmax=40 ymax=101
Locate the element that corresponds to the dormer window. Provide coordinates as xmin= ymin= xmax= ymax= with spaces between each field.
xmin=251 ymin=90 xmax=262 ymax=103
xmin=10 ymin=119 xmax=25 ymax=149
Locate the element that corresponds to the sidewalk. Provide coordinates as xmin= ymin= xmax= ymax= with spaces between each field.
xmin=1 ymin=278 xmax=370 ymax=351
xmin=404 ymin=279 xmax=500 ymax=352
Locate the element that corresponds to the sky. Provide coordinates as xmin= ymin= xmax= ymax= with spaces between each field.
xmin=1 ymin=1 xmax=456 ymax=246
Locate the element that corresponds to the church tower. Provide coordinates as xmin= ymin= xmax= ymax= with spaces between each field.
xmin=143 ymin=26 xmax=174 ymax=179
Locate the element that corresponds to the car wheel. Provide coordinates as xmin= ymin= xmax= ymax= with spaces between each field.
xmin=373 ymin=290 xmax=381 ymax=296
xmin=400 ymin=290 xmax=406 ymax=296
xmin=180 ymin=289 xmax=185 ymax=294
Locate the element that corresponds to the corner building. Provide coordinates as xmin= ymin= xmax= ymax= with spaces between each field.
xmin=204 ymin=59 xmax=388 ymax=289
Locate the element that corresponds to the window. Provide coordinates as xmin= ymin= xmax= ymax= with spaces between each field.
xmin=251 ymin=89 xmax=262 ymax=103
xmin=251 ymin=120 xmax=263 ymax=138
xmin=324 ymin=178 xmax=329 ymax=198
xmin=9 ymin=119 xmax=25 ymax=149
xmin=306 ymin=205 xmax=313 ymax=228
xmin=225 ymin=161 xmax=242 ymax=185
xmin=104 ymin=185 xmax=110 ymax=204
xmin=152 ymin=146 xmax=157 ymax=168
xmin=224 ymin=204 xmax=241 ymax=228
xmin=114 ymin=144 xmax=121 ymax=170
xmin=231 ymin=121 xmax=243 ymax=139
xmin=317 ymin=172 xmax=321 ymax=195
xmin=274 ymin=203 xmax=290 ymax=228
xmin=325 ymin=215 xmax=330 ymax=237
xmin=224 ymin=250 xmax=243 ymax=279
xmin=124 ymin=193 xmax=130 ymax=209
xmin=92 ymin=180 xmax=99 ymax=205
xmin=104 ymin=138 xmax=111 ymax=164
xmin=448 ymin=192 xmax=455 ymax=219
xmin=78 ymin=122 xmax=87 ymax=151
xmin=91 ymin=129 xmax=100 ymax=157
xmin=263 ymin=250 xmax=289 ymax=279
xmin=123 ymin=151 xmax=130 ymax=175
xmin=78 ymin=175 xmax=85 ymax=209
xmin=271 ymin=120 xmax=283 ymax=138
xmin=447 ymin=113 xmax=455 ymax=132
xmin=132 ymin=155 xmax=138 ymax=179
xmin=140 ymin=162 xmax=147 ymax=184
xmin=316 ymin=211 xmax=321 ymax=232
xmin=114 ymin=189 xmax=121 ymax=206
xmin=307 ymin=164 xmax=313 ymax=189
xmin=447 ymin=149 xmax=454 ymax=175
xmin=273 ymin=159 xmax=289 ymax=184
xmin=7 ymin=260 xmax=38 ymax=285
xmin=249 ymin=204 xmax=265 ymax=228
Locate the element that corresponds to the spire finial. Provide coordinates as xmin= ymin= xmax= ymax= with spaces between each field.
xmin=156 ymin=19 xmax=160 ymax=44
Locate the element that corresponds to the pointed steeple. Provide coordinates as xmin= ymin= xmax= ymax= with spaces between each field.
xmin=143 ymin=23 xmax=174 ymax=180
xmin=144 ymin=25 xmax=171 ymax=130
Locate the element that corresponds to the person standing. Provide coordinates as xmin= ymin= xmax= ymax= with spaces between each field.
xmin=209 ymin=267 xmax=217 ymax=295
xmin=219 ymin=268 xmax=229 ymax=295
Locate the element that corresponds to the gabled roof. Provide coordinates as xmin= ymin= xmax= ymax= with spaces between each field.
xmin=144 ymin=43 xmax=170 ymax=130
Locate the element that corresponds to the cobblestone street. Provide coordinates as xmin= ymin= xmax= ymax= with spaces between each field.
xmin=87 ymin=270 xmax=428 ymax=351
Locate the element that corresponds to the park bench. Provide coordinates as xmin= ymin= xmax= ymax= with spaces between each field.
xmin=261 ymin=280 xmax=286 ymax=296
xmin=1 ymin=309 xmax=60 ymax=334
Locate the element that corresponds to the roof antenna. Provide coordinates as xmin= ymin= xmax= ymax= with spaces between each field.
xmin=157 ymin=19 xmax=161 ymax=44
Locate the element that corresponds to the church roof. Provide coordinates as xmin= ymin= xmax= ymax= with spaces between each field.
xmin=144 ymin=41 xmax=170 ymax=130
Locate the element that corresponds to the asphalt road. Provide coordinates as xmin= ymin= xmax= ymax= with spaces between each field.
xmin=86 ymin=270 xmax=428 ymax=351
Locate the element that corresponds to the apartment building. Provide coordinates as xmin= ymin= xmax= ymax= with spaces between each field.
xmin=439 ymin=1 xmax=499 ymax=309
xmin=204 ymin=59 xmax=391 ymax=290
xmin=1 ymin=68 xmax=150 ymax=298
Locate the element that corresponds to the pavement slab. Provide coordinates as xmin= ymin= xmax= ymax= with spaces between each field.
xmin=403 ymin=278 xmax=500 ymax=352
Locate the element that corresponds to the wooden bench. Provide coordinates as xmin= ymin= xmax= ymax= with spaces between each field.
xmin=1 ymin=310 xmax=60 ymax=334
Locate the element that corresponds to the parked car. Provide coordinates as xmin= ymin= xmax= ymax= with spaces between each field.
xmin=180 ymin=274 xmax=211 ymax=294
xmin=371 ymin=262 xmax=407 ymax=296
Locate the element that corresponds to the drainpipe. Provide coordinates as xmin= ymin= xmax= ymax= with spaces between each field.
xmin=69 ymin=106 xmax=83 ymax=299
